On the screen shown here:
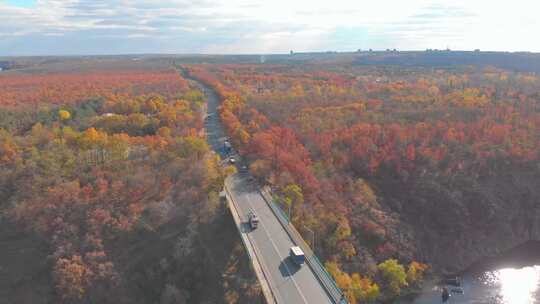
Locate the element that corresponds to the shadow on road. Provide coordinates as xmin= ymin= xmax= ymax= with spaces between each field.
xmin=239 ymin=222 xmax=255 ymax=234
xmin=279 ymin=257 xmax=301 ymax=278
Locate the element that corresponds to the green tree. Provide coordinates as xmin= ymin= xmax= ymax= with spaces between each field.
xmin=377 ymin=259 xmax=407 ymax=297
xmin=282 ymin=183 xmax=303 ymax=221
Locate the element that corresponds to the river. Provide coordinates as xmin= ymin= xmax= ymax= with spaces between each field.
xmin=412 ymin=242 xmax=540 ymax=304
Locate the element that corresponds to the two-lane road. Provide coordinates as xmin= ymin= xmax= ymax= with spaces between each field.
xmin=226 ymin=175 xmax=333 ymax=304
xmin=185 ymin=70 xmax=335 ymax=303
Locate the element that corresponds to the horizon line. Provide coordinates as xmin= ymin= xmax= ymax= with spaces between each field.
xmin=2 ymin=49 xmax=540 ymax=59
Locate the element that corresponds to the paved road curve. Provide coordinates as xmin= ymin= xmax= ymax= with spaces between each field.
xmin=187 ymin=71 xmax=335 ymax=304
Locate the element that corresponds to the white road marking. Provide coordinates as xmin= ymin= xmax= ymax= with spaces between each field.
xmin=243 ymin=188 xmax=308 ymax=304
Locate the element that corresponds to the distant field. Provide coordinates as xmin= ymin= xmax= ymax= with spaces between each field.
xmin=0 ymin=56 xmax=175 ymax=73
xmin=0 ymin=59 xmax=187 ymax=108
xmin=2 ymin=51 xmax=540 ymax=73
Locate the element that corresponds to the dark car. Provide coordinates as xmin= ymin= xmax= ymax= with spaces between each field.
xmin=248 ymin=212 xmax=259 ymax=229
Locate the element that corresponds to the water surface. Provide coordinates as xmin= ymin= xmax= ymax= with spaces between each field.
xmin=413 ymin=242 xmax=540 ymax=303
xmin=414 ymin=266 xmax=540 ymax=303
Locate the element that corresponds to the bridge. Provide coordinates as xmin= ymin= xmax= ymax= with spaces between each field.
xmin=186 ymin=70 xmax=347 ymax=304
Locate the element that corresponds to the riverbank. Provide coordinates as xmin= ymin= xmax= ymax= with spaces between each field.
xmin=409 ymin=241 xmax=540 ymax=303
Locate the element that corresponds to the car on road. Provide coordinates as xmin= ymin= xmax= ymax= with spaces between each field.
xmin=248 ymin=212 xmax=259 ymax=229
xmin=289 ymin=246 xmax=306 ymax=266
xmin=229 ymin=157 xmax=236 ymax=164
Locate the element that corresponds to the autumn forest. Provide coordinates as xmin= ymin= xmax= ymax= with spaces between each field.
xmin=187 ymin=61 xmax=539 ymax=303
xmin=0 ymin=55 xmax=539 ymax=304
xmin=0 ymin=60 xmax=260 ymax=304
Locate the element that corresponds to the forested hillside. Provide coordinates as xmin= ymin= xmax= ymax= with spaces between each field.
xmin=187 ymin=63 xmax=540 ymax=303
xmin=0 ymin=63 xmax=261 ymax=304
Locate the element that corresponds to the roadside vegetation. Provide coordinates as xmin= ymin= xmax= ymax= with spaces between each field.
xmin=187 ymin=63 xmax=539 ymax=303
xmin=0 ymin=63 xmax=261 ymax=303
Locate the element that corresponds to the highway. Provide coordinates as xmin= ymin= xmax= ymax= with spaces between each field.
xmin=188 ymin=72 xmax=336 ymax=304
xmin=226 ymin=175 xmax=333 ymax=304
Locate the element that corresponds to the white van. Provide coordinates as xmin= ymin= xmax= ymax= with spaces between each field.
xmin=289 ymin=246 xmax=305 ymax=265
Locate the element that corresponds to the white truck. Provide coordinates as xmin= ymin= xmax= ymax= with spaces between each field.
xmin=289 ymin=246 xmax=306 ymax=266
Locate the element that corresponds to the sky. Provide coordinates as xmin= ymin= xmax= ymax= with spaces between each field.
xmin=0 ymin=0 xmax=539 ymax=56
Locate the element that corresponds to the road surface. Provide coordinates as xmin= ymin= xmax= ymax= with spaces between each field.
xmin=226 ymin=175 xmax=334 ymax=303
xmin=188 ymin=72 xmax=335 ymax=304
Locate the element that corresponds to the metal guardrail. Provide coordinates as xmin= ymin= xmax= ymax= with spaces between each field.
xmin=259 ymin=189 xmax=348 ymax=304
xmin=224 ymin=180 xmax=279 ymax=304
xmin=189 ymin=70 xmax=346 ymax=303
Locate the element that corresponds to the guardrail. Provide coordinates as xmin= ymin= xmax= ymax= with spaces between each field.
xmin=190 ymin=70 xmax=346 ymax=303
xmin=259 ymin=188 xmax=348 ymax=304
xmin=223 ymin=180 xmax=279 ymax=304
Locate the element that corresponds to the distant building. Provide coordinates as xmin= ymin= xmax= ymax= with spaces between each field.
xmin=290 ymin=50 xmax=294 ymax=55
xmin=474 ymin=49 xmax=481 ymax=53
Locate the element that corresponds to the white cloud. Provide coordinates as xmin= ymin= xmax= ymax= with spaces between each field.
xmin=0 ymin=0 xmax=539 ymax=55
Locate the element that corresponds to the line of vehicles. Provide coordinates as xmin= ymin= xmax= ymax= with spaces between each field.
xmin=247 ymin=209 xmax=305 ymax=266
xmin=227 ymin=134 xmax=306 ymax=268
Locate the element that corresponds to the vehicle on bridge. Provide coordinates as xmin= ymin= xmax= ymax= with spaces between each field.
xmin=289 ymin=246 xmax=306 ymax=266
xmin=248 ymin=212 xmax=259 ymax=229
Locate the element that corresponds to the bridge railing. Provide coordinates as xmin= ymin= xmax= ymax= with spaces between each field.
xmin=259 ymin=188 xmax=348 ymax=304
xmin=224 ymin=181 xmax=279 ymax=304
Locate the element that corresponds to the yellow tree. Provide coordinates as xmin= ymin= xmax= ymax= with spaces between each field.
xmin=378 ymin=259 xmax=408 ymax=297
xmin=326 ymin=261 xmax=379 ymax=304
xmin=406 ymin=261 xmax=429 ymax=286
xmin=351 ymin=273 xmax=380 ymax=302
xmin=58 ymin=109 xmax=71 ymax=121
xmin=282 ymin=183 xmax=303 ymax=221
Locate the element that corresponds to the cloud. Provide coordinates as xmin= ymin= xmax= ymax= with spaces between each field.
xmin=0 ymin=0 xmax=539 ymax=55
